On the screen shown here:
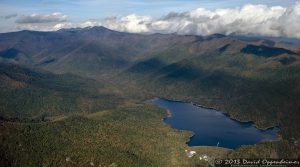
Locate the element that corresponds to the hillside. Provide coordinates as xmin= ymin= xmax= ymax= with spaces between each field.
xmin=0 ymin=62 xmax=122 ymax=119
xmin=117 ymin=40 xmax=300 ymax=140
xmin=0 ymin=63 xmax=216 ymax=167
xmin=0 ymin=27 xmax=300 ymax=166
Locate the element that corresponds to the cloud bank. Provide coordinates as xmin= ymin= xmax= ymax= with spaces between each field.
xmin=13 ymin=13 xmax=71 ymax=32
xmin=13 ymin=2 xmax=300 ymax=38
xmin=16 ymin=13 xmax=68 ymax=24
xmin=93 ymin=2 xmax=300 ymax=38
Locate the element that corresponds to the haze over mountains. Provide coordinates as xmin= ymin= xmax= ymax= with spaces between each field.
xmin=0 ymin=26 xmax=300 ymax=165
xmin=1 ymin=26 xmax=299 ymax=75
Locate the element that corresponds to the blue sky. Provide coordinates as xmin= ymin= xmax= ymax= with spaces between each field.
xmin=0 ymin=0 xmax=300 ymax=38
xmin=1 ymin=0 xmax=297 ymax=21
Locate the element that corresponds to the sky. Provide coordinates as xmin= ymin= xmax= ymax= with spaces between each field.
xmin=0 ymin=0 xmax=300 ymax=38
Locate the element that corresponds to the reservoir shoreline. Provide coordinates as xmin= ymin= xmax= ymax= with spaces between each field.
xmin=157 ymin=97 xmax=279 ymax=131
xmin=149 ymin=97 xmax=280 ymax=149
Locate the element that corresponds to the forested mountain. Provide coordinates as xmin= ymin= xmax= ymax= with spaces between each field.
xmin=1 ymin=27 xmax=299 ymax=166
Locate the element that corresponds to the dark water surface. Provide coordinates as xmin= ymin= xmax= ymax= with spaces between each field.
xmin=148 ymin=98 xmax=279 ymax=149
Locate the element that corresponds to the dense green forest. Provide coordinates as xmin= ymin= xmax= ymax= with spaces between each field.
xmin=0 ymin=27 xmax=300 ymax=166
xmin=0 ymin=63 xmax=122 ymax=119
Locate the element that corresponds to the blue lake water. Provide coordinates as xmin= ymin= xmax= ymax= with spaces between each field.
xmin=148 ymin=98 xmax=279 ymax=149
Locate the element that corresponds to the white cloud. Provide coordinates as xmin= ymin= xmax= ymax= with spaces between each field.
xmin=93 ymin=2 xmax=300 ymax=38
xmin=53 ymin=22 xmax=73 ymax=30
xmin=98 ymin=14 xmax=152 ymax=33
xmin=80 ymin=20 xmax=101 ymax=27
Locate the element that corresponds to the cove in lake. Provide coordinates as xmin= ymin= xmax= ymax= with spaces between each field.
xmin=148 ymin=98 xmax=279 ymax=149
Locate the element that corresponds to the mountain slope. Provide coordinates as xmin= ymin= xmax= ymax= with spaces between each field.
xmin=0 ymin=27 xmax=198 ymax=78
xmin=0 ymin=62 xmax=122 ymax=119
xmin=119 ymin=39 xmax=300 ymax=136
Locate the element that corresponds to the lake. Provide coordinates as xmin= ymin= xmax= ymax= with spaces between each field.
xmin=148 ymin=98 xmax=279 ymax=149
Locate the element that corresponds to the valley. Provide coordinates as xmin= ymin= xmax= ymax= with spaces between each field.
xmin=0 ymin=26 xmax=300 ymax=166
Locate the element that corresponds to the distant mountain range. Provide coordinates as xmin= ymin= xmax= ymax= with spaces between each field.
xmin=0 ymin=26 xmax=299 ymax=78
